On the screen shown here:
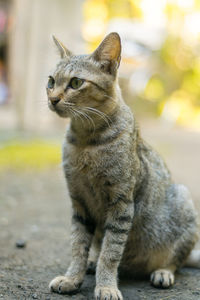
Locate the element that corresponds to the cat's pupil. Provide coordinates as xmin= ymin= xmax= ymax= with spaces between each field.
xmin=70 ymin=77 xmax=84 ymax=89
xmin=48 ymin=76 xmax=55 ymax=89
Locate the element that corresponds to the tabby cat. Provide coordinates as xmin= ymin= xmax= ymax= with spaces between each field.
xmin=47 ymin=32 xmax=199 ymax=300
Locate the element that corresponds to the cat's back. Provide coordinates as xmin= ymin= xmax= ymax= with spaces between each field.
xmin=137 ymin=139 xmax=171 ymax=184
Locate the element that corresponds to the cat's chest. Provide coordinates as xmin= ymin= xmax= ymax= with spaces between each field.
xmin=63 ymin=141 xmax=107 ymax=178
xmin=62 ymin=143 xmax=109 ymax=221
xmin=64 ymin=142 xmax=101 ymax=179
xmin=70 ymin=148 xmax=99 ymax=173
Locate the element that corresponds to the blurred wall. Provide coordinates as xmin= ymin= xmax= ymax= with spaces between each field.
xmin=8 ymin=0 xmax=84 ymax=131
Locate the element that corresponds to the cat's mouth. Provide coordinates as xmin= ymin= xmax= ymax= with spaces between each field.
xmin=48 ymin=100 xmax=70 ymax=118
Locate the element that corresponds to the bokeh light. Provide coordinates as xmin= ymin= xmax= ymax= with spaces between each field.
xmin=82 ymin=0 xmax=200 ymax=130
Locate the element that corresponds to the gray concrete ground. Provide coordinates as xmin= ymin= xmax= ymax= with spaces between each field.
xmin=0 ymin=121 xmax=200 ymax=300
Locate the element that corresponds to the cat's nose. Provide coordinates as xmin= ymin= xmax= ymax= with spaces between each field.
xmin=50 ymin=96 xmax=61 ymax=106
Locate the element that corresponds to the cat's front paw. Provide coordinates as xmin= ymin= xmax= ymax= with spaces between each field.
xmin=49 ymin=275 xmax=82 ymax=294
xmin=95 ymin=286 xmax=123 ymax=300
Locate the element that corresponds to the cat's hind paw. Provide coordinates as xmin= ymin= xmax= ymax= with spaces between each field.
xmin=49 ymin=275 xmax=81 ymax=294
xmin=150 ymin=269 xmax=174 ymax=288
xmin=95 ymin=286 xmax=123 ymax=300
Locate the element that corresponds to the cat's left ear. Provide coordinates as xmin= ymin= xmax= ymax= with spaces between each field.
xmin=91 ymin=32 xmax=121 ymax=75
xmin=52 ymin=35 xmax=72 ymax=59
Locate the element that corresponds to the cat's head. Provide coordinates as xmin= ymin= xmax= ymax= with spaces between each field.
xmin=47 ymin=32 xmax=121 ymax=119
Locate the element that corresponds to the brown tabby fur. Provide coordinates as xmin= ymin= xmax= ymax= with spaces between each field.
xmin=47 ymin=33 xmax=199 ymax=300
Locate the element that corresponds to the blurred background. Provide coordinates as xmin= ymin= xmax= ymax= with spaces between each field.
xmin=0 ymin=0 xmax=200 ymax=204
xmin=0 ymin=1 xmax=200 ymax=298
xmin=1 ymin=0 xmax=200 ymax=131
xmin=0 ymin=0 xmax=200 ymax=161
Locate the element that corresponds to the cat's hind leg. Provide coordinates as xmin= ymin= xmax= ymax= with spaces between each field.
xmin=150 ymin=236 xmax=197 ymax=289
xmin=150 ymin=249 xmax=200 ymax=288
xmin=184 ymin=250 xmax=200 ymax=268
xmin=151 ymin=184 xmax=198 ymax=289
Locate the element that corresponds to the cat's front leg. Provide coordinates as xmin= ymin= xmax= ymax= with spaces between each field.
xmin=49 ymin=208 xmax=94 ymax=294
xmin=95 ymin=199 xmax=134 ymax=300
xmin=87 ymin=228 xmax=102 ymax=274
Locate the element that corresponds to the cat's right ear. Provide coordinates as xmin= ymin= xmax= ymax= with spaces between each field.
xmin=52 ymin=35 xmax=72 ymax=59
xmin=91 ymin=32 xmax=121 ymax=75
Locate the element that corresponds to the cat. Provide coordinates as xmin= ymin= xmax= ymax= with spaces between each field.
xmin=47 ymin=32 xmax=199 ymax=300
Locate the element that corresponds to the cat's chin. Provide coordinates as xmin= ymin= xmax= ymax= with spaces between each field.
xmin=54 ymin=109 xmax=70 ymax=118
xmin=48 ymin=105 xmax=69 ymax=118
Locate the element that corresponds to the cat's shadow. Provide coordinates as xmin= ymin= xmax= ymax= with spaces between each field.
xmin=78 ymin=269 xmax=199 ymax=300
xmin=79 ymin=274 xmax=160 ymax=300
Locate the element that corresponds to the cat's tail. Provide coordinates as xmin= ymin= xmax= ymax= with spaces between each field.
xmin=184 ymin=250 xmax=200 ymax=268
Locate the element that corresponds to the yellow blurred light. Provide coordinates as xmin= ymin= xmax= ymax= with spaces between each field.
xmin=83 ymin=0 xmax=108 ymax=43
xmin=174 ymin=46 xmax=192 ymax=70
xmin=176 ymin=0 xmax=194 ymax=9
xmin=191 ymin=109 xmax=200 ymax=130
xmin=144 ymin=77 xmax=165 ymax=101
xmin=0 ymin=140 xmax=60 ymax=171
xmin=82 ymin=19 xmax=106 ymax=42
xmin=83 ymin=0 xmax=108 ymax=20
xmin=161 ymin=90 xmax=200 ymax=130
xmin=140 ymin=0 xmax=166 ymax=25
xmin=185 ymin=12 xmax=200 ymax=38
xmin=129 ymin=0 xmax=143 ymax=18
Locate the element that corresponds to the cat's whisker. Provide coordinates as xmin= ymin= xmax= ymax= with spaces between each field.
xmin=70 ymin=108 xmax=85 ymax=126
xmin=67 ymin=105 xmax=90 ymax=128
xmin=83 ymin=107 xmax=112 ymax=128
xmin=82 ymin=110 xmax=110 ymax=129
xmin=63 ymin=102 xmax=80 ymax=120
xmin=64 ymin=102 xmax=75 ymax=106
xmin=63 ymin=102 xmax=96 ymax=132
xmin=80 ymin=109 xmax=96 ymax=133
xmin=67 ymin=106 xmax=76 ymax=119
xmin=73 ymin=107 xmax=96 ymax=132
xmin=84 ymin=106 xmax=112 ymax=122
xmin=84 ymin=110 xmax=110 ymax=128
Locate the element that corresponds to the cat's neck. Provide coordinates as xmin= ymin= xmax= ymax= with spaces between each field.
xmin=69 ymin=106 xmax=119 ymax=142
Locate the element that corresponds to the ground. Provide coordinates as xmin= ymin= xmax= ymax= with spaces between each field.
xmin=1 ymin=121 xmax=200 ymax=300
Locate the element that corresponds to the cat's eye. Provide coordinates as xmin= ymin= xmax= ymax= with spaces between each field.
xmin=48 ymin=76 xmax=55 ymax=89
xmin=69 ymin=77 xmax=84 ymax=89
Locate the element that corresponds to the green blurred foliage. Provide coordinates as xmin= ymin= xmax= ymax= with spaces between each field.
xmin=0 ymin=140 xmax=61 ymax=171
xmin=141 ymin=36 xmax=200 ymax=124
xmin=144 ymin=77 xmax=165 ymax=102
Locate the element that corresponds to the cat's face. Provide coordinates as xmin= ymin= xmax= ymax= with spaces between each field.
xmin=47 ymin=33 xmax=121 ymax=119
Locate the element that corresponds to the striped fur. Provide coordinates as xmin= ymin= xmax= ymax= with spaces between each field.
xmin=48 ymin=33 xmax=198 ymax=300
